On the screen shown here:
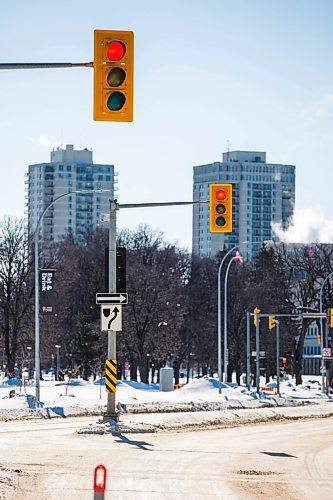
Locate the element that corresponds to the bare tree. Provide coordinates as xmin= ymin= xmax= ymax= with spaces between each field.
xmin=119 ymin=226 xmax=189 ymax=383
xmin=0 ymin=218 xmax=34 ymax=376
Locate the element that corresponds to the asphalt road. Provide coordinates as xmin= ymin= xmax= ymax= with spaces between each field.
xmin=0 ymin=416 xmax=332 ymax=499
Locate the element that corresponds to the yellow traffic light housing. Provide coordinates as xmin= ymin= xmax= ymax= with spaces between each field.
xmin=330 ymin=308 xmax=333 ymax=328
xmin=209 ymin=184 xmax=232 ymax=233
xmin=268 ymin=315 xmax=276 ymax=330
xmin=94 ymin=30 xmax=134 ymax=122
xmin=253 ymin=307 xmax=261 ymax=327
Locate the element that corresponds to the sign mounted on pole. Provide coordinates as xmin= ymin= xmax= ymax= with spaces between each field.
xmin=101 ymin=304 xmax=122 ymax=331
xmin=323 ymin=347 xmax=332 ymax=358
xmin=96 ymin=293 xmax=128 ymax=305
xmin=105 ymin=359 xmax=117 ymax=393
xmin=40 ymin=269 xmax=56 ymax=315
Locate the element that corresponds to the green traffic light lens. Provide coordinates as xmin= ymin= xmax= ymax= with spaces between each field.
xmin=107 ymin=67 xmax=126 ymax=87
xmin=216 ymin=203 xmax=226 ymax=214
xmin=107 ymin=92 xmax=126 ymax=111
xmin=216 ymin=216 xmax=226 ymax=227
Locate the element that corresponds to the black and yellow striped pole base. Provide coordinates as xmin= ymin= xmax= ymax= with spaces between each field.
xmin=105 ymin=359 xmax=117 ymax=393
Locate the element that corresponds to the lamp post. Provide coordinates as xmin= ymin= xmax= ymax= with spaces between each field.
xmin=33 ymin=188 xmax=110 ymax=403
xmin=223 ymin=251 xmax=243 ymax=384
xmin=319 ymin=272 xmax=333 ymax=394
xmin=217 ymin=244 xmax=245 ymax=394
xmin=26 ymin=346 xmax=32 ymax=379
xmin=55 ymin=344 xmax=61 ymax=381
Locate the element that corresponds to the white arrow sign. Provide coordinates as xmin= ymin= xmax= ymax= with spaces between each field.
xmin=101 ymin=305 xmax=122 ymax=332
xmin=96 ymin=293 xmax=128 ymax=305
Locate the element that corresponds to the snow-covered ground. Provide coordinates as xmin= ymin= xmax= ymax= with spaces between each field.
xmin=0 ymin=374 xmax=330 ymax=416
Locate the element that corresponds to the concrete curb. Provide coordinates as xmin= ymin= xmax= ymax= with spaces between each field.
xmin=76 ymin=402 xmax=333 ymax=435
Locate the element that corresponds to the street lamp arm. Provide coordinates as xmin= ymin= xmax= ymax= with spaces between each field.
xmin=33 ymin=188 xmax=111 ymax=404
xmin=33 ymin=189 xmax=111 ymax=237
xmin=319 ymin=271 xmax=333 ymax=396
xmin=319 ymin=271 xmax=333 ymax=312
xmin=217 ymin=241 xmax=247 ymax=394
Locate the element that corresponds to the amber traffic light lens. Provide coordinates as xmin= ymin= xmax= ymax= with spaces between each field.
xmin=216 ymin=204 xmax=226 ymax=214
xmin=107 ymin=67 xmax=126 ymax=87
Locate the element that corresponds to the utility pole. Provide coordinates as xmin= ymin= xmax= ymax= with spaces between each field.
xmin=104 ymin=200 xmax=118 ymax=421
xmin=246 ymin=311 xmax=251 ymax=390
xmin=275 ymin=320 xmax=280 ymax=396
xmin=255 ymin=315 xmax=260 ymax=393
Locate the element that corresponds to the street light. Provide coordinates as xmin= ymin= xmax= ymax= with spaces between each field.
xmin=55 ymin=345 xmax=61 ymax=381
xmin=34 ymin=188 xmax=111 ymax=403
xmin=26 ymin=346 xmax=32 ymax=379
xmin=223 ymin=251 xmax=243 ymax=383
xmin=217 ymin=243 xmax=246 ymax=393
xmin=319 ymin=272 xmax=333 ymax=394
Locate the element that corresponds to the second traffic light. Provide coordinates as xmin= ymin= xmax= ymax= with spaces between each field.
xmin=209 ymin=184 xmax=232 ymax=233
xmin=253 ymin=307 xmax=261 ymax=327
xmin=94 ymin=30 xmax=134 ymax=122
xmin=268 ymin=315 xmax=276 ymax=330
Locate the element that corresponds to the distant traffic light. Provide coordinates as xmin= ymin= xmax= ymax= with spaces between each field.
xmin=209 ymin=184 xmax=232 ymax=233
xmin=330 ymin=308 xmax=333 ymax=328
xmin=268 ymin=315 xmax=276 ymax=330
xmin=94 ymin=30 xmax=134 ymax=122
xmin=253 ymin=307 xmax=261 ymax=327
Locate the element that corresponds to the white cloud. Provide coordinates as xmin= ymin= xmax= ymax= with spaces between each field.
xmin=273 ymin=206 xmax=333 ymax=244
xmin=38 ymin=135 xmax=63 ymax=149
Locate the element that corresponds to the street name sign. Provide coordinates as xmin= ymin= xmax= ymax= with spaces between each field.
xmin=96 ymin=293 xmax=128 ymax=305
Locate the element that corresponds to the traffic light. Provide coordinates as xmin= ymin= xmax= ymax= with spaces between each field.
xmin=330 ymin=308 xmax=333 ymax=328
xmin=268 ymin=315 xmax=276 ymax=330
xmin=94 ymin=30 xmax=134 ymax=122
xmin=317 ymin=335 xmax=321 ymax=346
xmin=253 ymin=307 xmax=261 ymax=327
xmin=209 ymin=184 xmax=232 ymax=233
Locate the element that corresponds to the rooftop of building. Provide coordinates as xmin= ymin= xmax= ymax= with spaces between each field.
xmin=194 ymin=150 xmax=295 ymax=171
xmin=50 ymin=144 xmax=93 ymax=164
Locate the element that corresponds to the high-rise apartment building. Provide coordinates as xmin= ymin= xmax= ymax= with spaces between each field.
xmin=26 ymin=144 xmax=115 ymax=244
xmin=192 ymin=151 xmax=295 ymax=260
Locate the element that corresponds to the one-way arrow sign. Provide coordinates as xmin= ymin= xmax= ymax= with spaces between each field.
xmin=96 ymin=293 xmax=128 ymax=305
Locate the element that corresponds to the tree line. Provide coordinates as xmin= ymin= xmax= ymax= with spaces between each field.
xmin=1 ymin=217 xmax=333 ymax=385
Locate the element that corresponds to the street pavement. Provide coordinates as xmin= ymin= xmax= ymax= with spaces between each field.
xmin=0 ymin=408 xmax=332 ymax=499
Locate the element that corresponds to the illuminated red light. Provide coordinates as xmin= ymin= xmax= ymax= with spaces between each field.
xmin=106 ymin=41 xmax=125 ymax=61
xmin=215 ymin=189 xmax=227 ymax=201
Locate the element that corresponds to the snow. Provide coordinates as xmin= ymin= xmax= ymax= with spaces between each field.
xmin=0 ymin=374 xmax=330 ymax=417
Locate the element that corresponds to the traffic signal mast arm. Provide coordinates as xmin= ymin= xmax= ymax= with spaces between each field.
xmin=0 ymin=62 xmax=93 ymax=69
xmin=118 ymin=200 xmax=209 ymax=209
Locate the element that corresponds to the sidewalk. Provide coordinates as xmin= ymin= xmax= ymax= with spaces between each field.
xmin=77 ymin=400 xmax=333 ymax=434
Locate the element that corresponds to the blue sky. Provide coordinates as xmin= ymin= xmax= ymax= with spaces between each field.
xmin=1 ymin=0 xmax=333 ymax=248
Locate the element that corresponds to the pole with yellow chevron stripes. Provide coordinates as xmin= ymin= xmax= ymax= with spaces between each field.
xmin=103 ymin=200 xmax=119 ymax=422
xmin=105 ymin=359 xmax=117 ymax=392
